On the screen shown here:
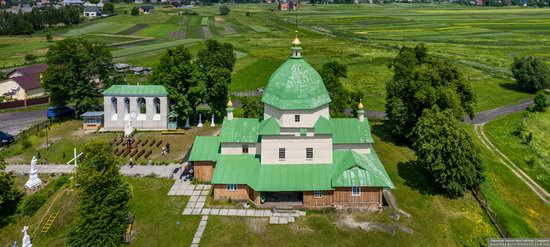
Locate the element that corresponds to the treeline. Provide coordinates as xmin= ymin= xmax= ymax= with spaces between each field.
xmin=0 ymin=6 xmax=81 ymax=35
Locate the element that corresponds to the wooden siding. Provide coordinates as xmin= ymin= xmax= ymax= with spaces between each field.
xmin=303 ymin=190 xmax=333 ymax=207
xmin=213 ymin=184 xmax=249 ymax=201
xmin=194 ymin=161 xmax=215 ymax=182
xmin=333 ymin=187 xmax=381 ymax=205
xmin=247 ymin=187 xmax=261 ymax=205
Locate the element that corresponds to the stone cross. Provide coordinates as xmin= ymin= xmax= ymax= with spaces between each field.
xmin=210 ymin=114 xmax=215 ymax=127
xmin=184 ymin=118 xmax=190 ymax=129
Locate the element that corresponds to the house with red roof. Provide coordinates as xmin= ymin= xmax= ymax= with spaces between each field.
xmin=0 ymin=64 xmax=48 ymax=100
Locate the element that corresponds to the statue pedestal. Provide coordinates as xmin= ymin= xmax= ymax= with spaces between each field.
xmin=25 ymin=157 xmax=42 ymax=190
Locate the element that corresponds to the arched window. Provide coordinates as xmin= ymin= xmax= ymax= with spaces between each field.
xmin=137 ymin=97 xmax=146 ymax=114
xmin=111 ymin=97 xmax=117 ymax=114
xmin=154 ymin=97 xmax=161 ymax=115
xmin=124 ymin=97 xmax=130 ymax=115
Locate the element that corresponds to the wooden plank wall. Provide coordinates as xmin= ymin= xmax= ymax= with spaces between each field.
xmin=193 ymin=161 xmax=214 ymax=182
xmin=303 ymin=191 xmax=334 ymax=207
xmin=333 ymin=187 xmax=381 ymax=204
xmin=213 ymin=184 xmax=249 ymax=201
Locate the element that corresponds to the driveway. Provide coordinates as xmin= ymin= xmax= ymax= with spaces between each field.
xmin=0 ymin=110 xmax=47 ymax=135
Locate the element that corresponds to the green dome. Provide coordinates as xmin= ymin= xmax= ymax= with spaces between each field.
xmin=262 ymin=57 xmax=331 ymax=110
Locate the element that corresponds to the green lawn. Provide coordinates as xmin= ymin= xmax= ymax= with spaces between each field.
xmin=111 ymin=39 xmax=202 ymax=58
xmin=465 ymin=124 xmax=550 ymax=237
xmin=230 ymin=57 xmax=284 ymax=91
xmin=483 ymin=111 xmax=550 ymax=192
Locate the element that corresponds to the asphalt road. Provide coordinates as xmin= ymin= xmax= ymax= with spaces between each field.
xmin=0 ymin=110 xmax=47 ymax=135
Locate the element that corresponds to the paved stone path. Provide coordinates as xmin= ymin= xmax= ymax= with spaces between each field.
xmin=6 ymin=164 xmax=182 ymax=178
xmin=191 ymin=216 xmax=208 ymax=247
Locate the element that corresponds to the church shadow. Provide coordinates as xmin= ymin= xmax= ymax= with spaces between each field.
xmin=371 ymin=121 xmax=408 ymax=147
xmin=397 ymin=160 xmax=439 ymax=196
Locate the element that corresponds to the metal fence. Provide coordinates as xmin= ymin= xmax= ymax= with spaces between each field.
xmin=471 ymin=187 xmax=510 ymax=238
xmin=0 ymin=96 xmax=50 ymax=110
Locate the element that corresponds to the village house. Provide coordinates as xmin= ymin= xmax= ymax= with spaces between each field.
xmin=0 ymin=64 xmax=47 ymax=100
xmin=62 ymin=0 xmax=84 ymax=5
xmin=83 ymin=6 xmax=100 ymax=18
xmin=102 ymin=85 xmax=169 ymax=131
xmin=188 ymin=35 xmax=394 ymax=210
xmin=278 ymin=0 xmax=298 ymax=11
xmin=138 ymin=5 xmax=154 ymax=14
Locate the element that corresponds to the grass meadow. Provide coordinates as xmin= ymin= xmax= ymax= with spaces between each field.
xmin=483 ymin=111 xmax=550 ymax=192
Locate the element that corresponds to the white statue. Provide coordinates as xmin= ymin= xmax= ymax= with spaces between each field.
xmin=124 ymin=120 xmax=134 ymax=137
xmin=25 ymin=157 xmax=42 ymax=189
xmin=184 ymin=117 xmax=190 ymax=129
xmin=210 ymin=114 xmax=215 ymax=127
xmin=22 ymin=226 xmax=32 ymax=247
xmin=197 ymin=114 xmax=203 ymax=128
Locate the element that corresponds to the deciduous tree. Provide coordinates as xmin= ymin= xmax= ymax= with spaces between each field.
xmin=413 ymin=106 xmax=484 ymax=198
xmin=43 ymin=38 xmax=118 ymax=113
xmin=0 ymin=155 xmax=22 ymax=228
xmin=385 ymin=44 xmax=476 ymax=140
xmin=196 ymin=39 xmax=237 ymax=73
xmin=533 ymin=90 xmax=549 ymax=112
xmin=240 ymin=96 xmax=263 ymax=118
xmin=320 ymin=61 xmax=349 ymax=117
xmin=512 ymin=56 xmax=550 ymax=93
xmin=68 ymin=140 xmax=130 ymax=246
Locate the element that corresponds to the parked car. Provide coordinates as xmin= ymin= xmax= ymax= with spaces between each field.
xmin=0 ymin=131 xmax=15 ymax=147
xmin=47 ymin=106 xmax=75 ymax=119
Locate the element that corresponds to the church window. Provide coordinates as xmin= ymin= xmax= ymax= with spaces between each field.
xmin=352 ymin=187 xmax=361 ymax=196
xmin=314 ymin=190 xmax=323 ymax=199
xmin=306 ymin=148 xmax=313 ymax=159
xmin=242 ymin=145 xmax=249 ymax=154
xmin=294 ymin=115 xmax=300 ymax=122
xmin=227 ymin=184 xmax=237 ymax=191
xmin=278 ymin=148 xmax=285 ymax=160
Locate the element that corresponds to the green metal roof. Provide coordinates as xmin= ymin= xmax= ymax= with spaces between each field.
xmin=211 ymin=150 xmax=394 ymax=191
xmin=261 ymin=58 xmax=331 ymax=110
xmin=219 ymin=117 xmax=260 ymax=143
xmin=331 ymin=151 xmax=395 ymax=189
xmin=330 ymin=118 xmax=374 ymax=144
xmin=103 ymin=85 xmax=168 ymax=96
xmin=188 ymin=136 xmax=220 ymax=161
xmin=312 ymin=117 xmax=374 ymax=144
xmin=258 ymin=117 xmax=280 ymax=135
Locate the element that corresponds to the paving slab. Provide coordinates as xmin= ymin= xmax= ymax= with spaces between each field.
xmin=189 ymin=195 xmax=199 ymax=202
xmin=245 ymin=209 xmax=255 ymax=216
xmin=263 ymin=211 xmax=273 ymax=217
xmin=254 ymin=211 xmax=264 ymax=217
xmin=288 ymin=217 xmax=295 ymax=223
xmin=192 ymin=238 xmax=200 ymax=244
xmin=187 ymin=201 xmax=197 ymax=208
xmin=195 ymin=201 xmax=205 ymax=208
xmin=191 ymin=244 xmax=199 ymax=247
xmin=237 ymin=209 xmax=246 ymax=216
xmin=182 ymin=208 xmax=193 ymax=215
xmin=210 ymin=209 xmax=220 ymax=215
xmin=183 ymin=190 xmax=193 ymax=196
xmin=199 ymin=220 xmax=207 ymax=226
xmin=196 ymin=184 xmax=205 ymax=190
xmin=228 ymin=209 xmax=237 ymax=216
xmin=203 ymin=184 xmax=212 ymax=190
xmin=279 ymin=217 xmax=288 ymax=224
xmin=200 ymin=190 xmax=209 ymax=196
xmin=201 ymin=208 xmax=211 ymax=215
xmin=198 ymin=195 xmax=207 ymax=202
xmin=299 ymin=211 xmax=306 ymax=216
xmin=192 ymin=190 xmax=201 ymax=196
xmin=269 ymin=217 xmax=279 ymax=224
xmin=192 ymin=208 xmax=202 ymax=215
xmin=219 ymin=209 xmax=228 ymax=216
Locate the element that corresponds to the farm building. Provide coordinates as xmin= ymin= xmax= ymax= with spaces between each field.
xmin=0 ymin=64 xmax=47 ymax=100
xmin=188 ymin=34 xmax=394 ymax=210
xmin=278 ymin=0 xmax=298 ymax=11
xmin=102 ymin=85 xmax=169 ymax=131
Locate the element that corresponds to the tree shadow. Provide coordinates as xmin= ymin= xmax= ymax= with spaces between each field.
xmin=397 ymin=160 xmax=440 ymax=196
xmin=371 ymin=121 xmax=408 ymax=147
xmin=499 ymin=82 xmax=527 ymax=94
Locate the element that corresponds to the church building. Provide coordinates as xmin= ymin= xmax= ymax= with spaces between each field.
xmin=188 ymin=34 xmax=394 ymax=209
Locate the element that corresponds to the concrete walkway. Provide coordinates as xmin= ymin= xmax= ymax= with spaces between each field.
xmin=6 ymin=164 xmax=182 ymax=179
xmin=170 ymin=180 xmax=306 ymax=224
xmin=191 ymin=216 xmax=208 ymax=247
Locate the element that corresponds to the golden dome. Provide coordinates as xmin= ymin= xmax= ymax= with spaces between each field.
xmin=292 ymin=31 xmax=301 ymax=46
xmin=358 ymin=99 xmax=364 ymax=110
xmin=227 ymin=97 xmax=233 ymax=108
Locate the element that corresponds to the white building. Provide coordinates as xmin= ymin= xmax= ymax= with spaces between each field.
xmin=102 ymin=85 xmax=169 ymax=131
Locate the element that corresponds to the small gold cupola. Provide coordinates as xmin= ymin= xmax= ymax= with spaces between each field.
xmin=358 ymin=99 xmax=365 ymax=122
xmin=226 ymin=97 xmax=234 ymax=120
xmin=291 ymin=31 xmax=302 ymax=59
xmin=227 ymin=97 xmax=233 ymax=108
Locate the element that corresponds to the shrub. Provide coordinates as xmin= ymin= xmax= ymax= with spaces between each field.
xmin=24 ymin=54 xmax=37 ymax=64
xmin=21 ymin=134 xmax=31 ymax=149
xmin=19 ymin=192 xmax=48 ymax=216
xmin=219 ymin=5 xmax=230 ymax=15
xmin=131 ymin=7 xmax=139 ymax=16
xmin=533 ymin=90 xmax=549 ymax=112
xmin=46 ymin=34 xmax=53 ymax=42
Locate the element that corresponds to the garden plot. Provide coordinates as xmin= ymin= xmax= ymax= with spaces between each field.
xmin=111 ymin=39 xmax=201 ymax=58
xmin=116 ymin=24 xmax=150 ymax=35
